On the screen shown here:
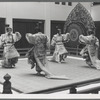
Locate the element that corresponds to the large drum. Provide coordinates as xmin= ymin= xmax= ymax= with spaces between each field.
xmin=65 ymin=23 xmax=86 ymax=48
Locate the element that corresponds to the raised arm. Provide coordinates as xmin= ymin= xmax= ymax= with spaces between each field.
xmin=51 ymin=35 xmax=56 ymax=47
xmin=46 ymin=36 xmax=50 ymax=50
xmin=0 ymin=35 xmax=4 ymax=48
xmin=26 ymin=33 xmax=35 ymax=44
xmin=13 ymin=32 xmax=22 ymax=42
xmin=79 ymin=35 xmax=90 ymax=44
xmin=95 ymin=38 xmax=99 ymax=48
xmin=64 ymin=33 xmax=70 ymax=42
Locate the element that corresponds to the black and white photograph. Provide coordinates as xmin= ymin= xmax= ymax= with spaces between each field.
xmin=0 ymin=0 xmax=100 ymax=99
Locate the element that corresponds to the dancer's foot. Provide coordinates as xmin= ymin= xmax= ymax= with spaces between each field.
xmin=31 ymin=65 xmax=34 ymax=69
xmin=36 ymin=72 xmax=41 ymax=76
xmin=2 ymin=64 xmax=12 ymax=68
xmin=86 ymin=61 xmax=95 ymax=68
xmin=12 ymin=64 xmax=15 ymax=68
xmin=45 ymin=75 xmax=51 ymax=79
xmin=58 ymin=61 xmax=61 ymax=63
xmin=31 ymin=63 xmax=35 ymax=69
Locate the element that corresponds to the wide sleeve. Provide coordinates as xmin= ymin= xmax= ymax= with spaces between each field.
xmin=0 ymin=34 xmax=5 ymax=48
xmin=63 ymin=33 xmax=70 ymax=42
xmin=0 ymin=36 xmax=3 ymax=47
xmin=79 ymin=35 xmax=90 ymax=44
xmin=26 ymin=33 xmax=35 ymax=44
xmin=0 ymin=34 xmax=5 ymax=42
xmin=46 ymin=36 xmax=50 ymax=50
xmin=95 ymin=38 xmax=99 ymax=47
xmin=51 ymin=35 xmax=56 ymax=46
xmin=13 ymin=32 xmax=22 ymax=42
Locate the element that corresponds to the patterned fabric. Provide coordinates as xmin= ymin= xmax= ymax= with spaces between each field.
xmin=26 ymin=46 xmax=37 ymax=69
xmin=79 ymin=34 xmax=100 ymax=69
xmin=0 ymin=32 xmax=21 ymax=59
xmin=26 ymin=32 xmax=49 ymax=67
xmin=0 ymin=32 xmax=21 ymax=67
xmin=26 ymin=32 xmax=69 ymax=79
xmin=51 ymin=33 xmax=69 ymax=62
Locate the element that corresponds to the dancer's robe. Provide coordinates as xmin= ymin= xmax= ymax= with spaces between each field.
xmin=0 ymin=32 xmax=21 ymax=67
xmin=79 ymin=34 xmax=100 ymax=69
xmin=51 ymin=33 xmax=70 ymax=62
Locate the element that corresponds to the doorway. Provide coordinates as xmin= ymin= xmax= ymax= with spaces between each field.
xmin=13 ymin=19 xmax=44 ymax=48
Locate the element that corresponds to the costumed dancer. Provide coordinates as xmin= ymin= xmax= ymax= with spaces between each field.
xmin=79 ymin=29 xmax=100 ymax=69
xmin=26 ymin=27 xmax=48 ymax=75
xmin=0 ymin=27 xmax=21 ymax=68
xmin=26 ymin=27 xmax=69 ymax=79
xmin=50 ymin=28 xmax=70 ymax=63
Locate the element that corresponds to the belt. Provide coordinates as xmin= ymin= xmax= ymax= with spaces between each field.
xmin=7 ymin=42 xmax=13 ymax=43
xmin=4 ymin=43 xmax=14 ymax=47
xmin=56 ymin=43 xmax=63 ymax=45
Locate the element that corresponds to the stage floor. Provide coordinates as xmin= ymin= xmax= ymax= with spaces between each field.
xmin=0 ymin=56 xmax=100 ymax=94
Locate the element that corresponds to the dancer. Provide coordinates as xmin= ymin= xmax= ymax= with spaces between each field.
xmin=26 ymin=27 xmax=49 ymax=75
xmin=50 ymin=28 xmax=70 ymax=63
xmin=0 ymin=27 xmax=21 ymax=68
xmin=26 ymin=27 xmax=68 ymax=79
xmin=79 ymin=29 xmax=100 ymax=69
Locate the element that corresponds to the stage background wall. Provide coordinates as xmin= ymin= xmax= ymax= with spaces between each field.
xmin=0 ymin=2 xmax=91 ymax=41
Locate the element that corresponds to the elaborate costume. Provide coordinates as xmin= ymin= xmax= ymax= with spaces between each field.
xmin=79 ymin=30 xmax=100 ymax=69
xmin=26 ymin=46 xmax=36 ymax=69
xmin=0 ymin=27 xmax=21 ymax=68
xmin=26 ymin=28 xmax=68 ymax=79
xmin=51 ymin=29 xmax=70 ymax=63
xmin=26 ymin=31 xmax=49 ymax=74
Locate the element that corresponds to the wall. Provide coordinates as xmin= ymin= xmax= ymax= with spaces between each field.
xmin=50 ymin=2 xmax=91 ymax=20
xmin=0 ymin=2 xmax=91 ymax=39
xmin=91 ymin=5 xmax=100 ymax=21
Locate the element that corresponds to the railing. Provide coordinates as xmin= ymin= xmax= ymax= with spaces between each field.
xmin=77 ymin=86 xmax=100 ymax=94
xmin=17 ymin=48 xmax=30 ymax=57
xmin=0 ymin=48 xmax=30 ymax=58
xmin=66 ymin=47 xmax=82 ymax=56
xmin=50 ymin=46 xmax=82 ymax=56
xmin=28 ymin=78 xmax=100 ymax=94
xmin=0 ymin=73 xmax=100 ymax=94
xmin=0 ymin=47 xmax=83 ymax=58
xmin=0 ymin=46 xmax=99 ymax=58
xmin=1 ymin=73 xmax=100 ymax=94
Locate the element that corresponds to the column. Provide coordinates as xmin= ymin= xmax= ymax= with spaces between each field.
xmin=44 ymin=2 xmax=51 ymax=41
xmin=5 ymin=2 xmax=13 ymax=28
